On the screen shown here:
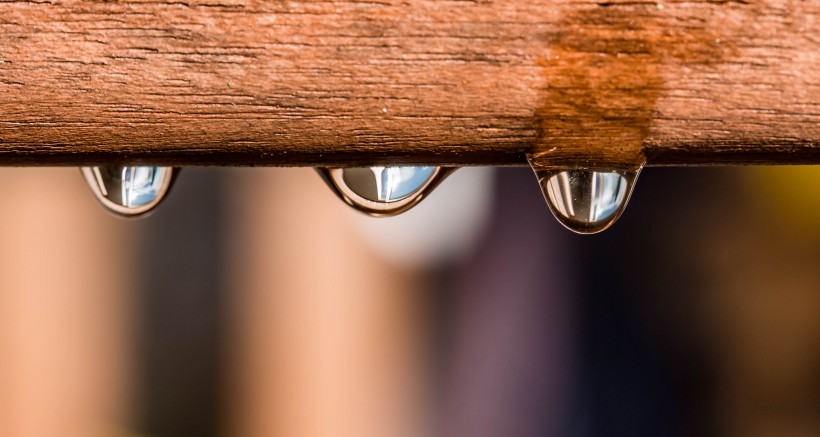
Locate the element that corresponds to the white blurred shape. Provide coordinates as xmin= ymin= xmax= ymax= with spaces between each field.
xmin=347 ymin=167 xmax=495 ymax=269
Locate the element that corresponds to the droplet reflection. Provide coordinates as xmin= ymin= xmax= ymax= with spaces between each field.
xmin=81 ymin=166 xmax=176 ymax=217
xmin=318 ymin=166 xmax=451 ymax=217
xmin=533 ymin=168 xmax=640 ymax=234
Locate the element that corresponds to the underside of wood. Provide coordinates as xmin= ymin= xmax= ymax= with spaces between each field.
xmin=0 ymin=0 xmax=817 ymax=166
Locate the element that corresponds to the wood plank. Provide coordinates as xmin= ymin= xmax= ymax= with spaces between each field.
xmin=0 ymin=0 xmax=817 ymax=166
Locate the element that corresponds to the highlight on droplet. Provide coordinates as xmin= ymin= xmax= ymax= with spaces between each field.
xmin=317 ymin=166 xmax=453 ymax=217
xmin=81 ymin=166 xmax=177 ymax=217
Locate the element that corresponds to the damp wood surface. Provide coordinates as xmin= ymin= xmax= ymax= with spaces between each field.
xmin=0 ymin=0 xmax=817 ymax=167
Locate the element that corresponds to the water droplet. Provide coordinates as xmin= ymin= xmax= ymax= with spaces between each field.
xmin=81 ymin=166 xmax=177 ymax=217
xmin=532 ymin=167 xmax=640 ymax=234
xmin=318 ymin=166 xmax=452 ymax=217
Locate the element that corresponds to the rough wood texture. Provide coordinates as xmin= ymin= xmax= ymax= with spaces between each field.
xmin=0 ymin=0 xmax=817 ymax=166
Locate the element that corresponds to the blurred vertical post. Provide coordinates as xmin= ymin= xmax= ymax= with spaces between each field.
xmin=225 ymin=168 xmax=431 ymax=437
xmin=0 ymin=169 xmax=134 ymax=437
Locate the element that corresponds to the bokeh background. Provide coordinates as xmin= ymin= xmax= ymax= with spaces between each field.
xmin=1 ymin=165 xmax=820 ymax=437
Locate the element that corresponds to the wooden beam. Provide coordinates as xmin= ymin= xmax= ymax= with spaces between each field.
xmin=0 ymin=0 xmax=817 ymax=167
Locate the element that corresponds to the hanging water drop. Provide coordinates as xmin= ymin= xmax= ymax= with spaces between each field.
xmin=81 ymin=166 xmax=177 ymax=217
xmin=317 ymin=166 xmax=452 ymax=217
xmin=531 ymin=167 xmax=640 ymax=234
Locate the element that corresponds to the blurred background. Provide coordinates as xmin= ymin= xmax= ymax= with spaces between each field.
xmin=1 ymin=165 xmax=820 ymax=437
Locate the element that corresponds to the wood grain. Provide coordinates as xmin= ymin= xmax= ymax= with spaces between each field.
xmin=0 ymin=0 xmax=817 ymax=166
